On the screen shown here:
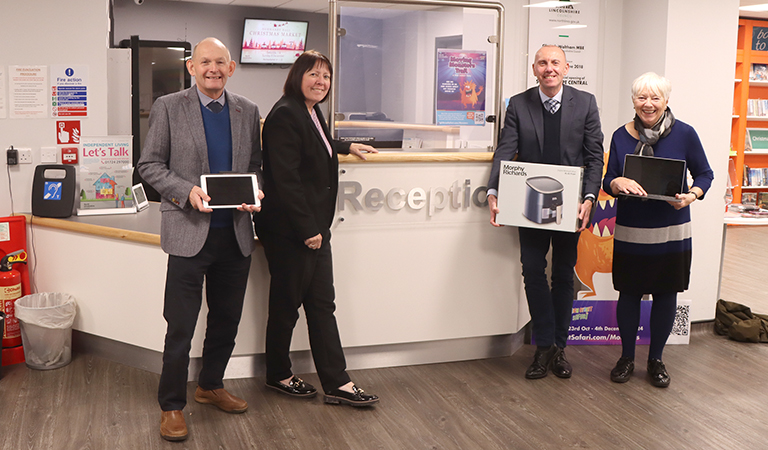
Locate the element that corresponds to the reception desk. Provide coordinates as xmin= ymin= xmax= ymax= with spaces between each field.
xmin=25 ymin=153 xmax=528 ymax=379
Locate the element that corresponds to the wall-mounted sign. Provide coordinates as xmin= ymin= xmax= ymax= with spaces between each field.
xmin=51 ymin=65 xmax=88 ymax=118
xmin=435 ymin=49 xmax=487 ymax=126
xmin=527 ymin=0 xmax=599 ymax=96
xmin=9 ymin=65 xmax=48 ymax=119
xmin=753 ymin=27 xmax=768 ymax=51
xmin=56 ymin=120 xmax=81 ymax=145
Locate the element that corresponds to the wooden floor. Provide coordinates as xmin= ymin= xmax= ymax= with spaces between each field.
xmin=1 ymin=226 xmax=766 ymax=450
xmin=719 ymin=225 xmax=768 ymax=314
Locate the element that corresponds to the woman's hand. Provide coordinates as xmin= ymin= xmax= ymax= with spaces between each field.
xmin=349 ymin=143 xmax=378 ymax=160
xmin=304 ymin=233 xmax=322 ymax=250
xmin=610 ymin=177 xmax=646 ymax=197
xmin=671 ymin=189 xmax=700 ymax=210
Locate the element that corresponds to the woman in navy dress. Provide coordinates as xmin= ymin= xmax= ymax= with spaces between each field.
xmin=603 ymin=72 xmax=714 ymax=388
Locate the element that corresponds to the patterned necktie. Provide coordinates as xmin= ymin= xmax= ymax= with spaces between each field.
xmin=207 ymin=101 xmax=223 ymax=114
xmin=545 ymin=98 xmax=559 ymax=114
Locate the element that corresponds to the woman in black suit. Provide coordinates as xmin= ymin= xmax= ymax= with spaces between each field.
xmin=254 ymin=50 xmax=378 ymax=407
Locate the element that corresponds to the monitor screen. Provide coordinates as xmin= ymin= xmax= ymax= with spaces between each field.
xmin=240 ymin=18 xmax=308 ymax=65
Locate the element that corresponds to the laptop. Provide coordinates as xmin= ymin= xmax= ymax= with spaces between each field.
xmin=621 ymin=154 xmax=687 ymax=202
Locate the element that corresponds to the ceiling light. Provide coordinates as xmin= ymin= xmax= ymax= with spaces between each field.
xmin=741 ymin=4 xmax=768 ymax=12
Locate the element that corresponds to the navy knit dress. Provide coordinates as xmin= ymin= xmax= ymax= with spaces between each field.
xmin=603 ymin=120 xmax=714 ymax=294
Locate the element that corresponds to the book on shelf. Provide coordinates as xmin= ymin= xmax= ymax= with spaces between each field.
xmin=744 ymin=164 xmax=750 ymax=186
xmin=759 ymin=192 xmax=768 ymax=209
xmin=752 ymin=63 xmax=768 ymax=81
xmin=746 ymin=99 xmax=768 ymax=116
xmin=747 ymin=167 xmax=768 ymax=186
xmin=742 ymin=208 xmax=768 ymax=218
xmin=743 ymin=192 xmax=758 ymax=206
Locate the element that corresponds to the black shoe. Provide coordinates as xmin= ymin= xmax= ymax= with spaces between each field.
xmin=647 ymin=359 xmax=670 ymax=388
xmin=551 ymin=347 xmax=572 ymax=378
xmin=610 ymin=357 xmax=635 ymax=383
xmin=324 ymin=385 xmax=379 ymax=407
xmin=525 ymin=345 xmax=557 ymax=379
xmin=266 ymin=376 xmax=317 ymax=398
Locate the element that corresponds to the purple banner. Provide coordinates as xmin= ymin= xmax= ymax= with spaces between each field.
xmin=567 ymin=300 xmax=651 ymax=345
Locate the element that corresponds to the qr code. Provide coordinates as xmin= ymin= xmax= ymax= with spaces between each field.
xmin=671 ymin=304 xmax=690 ymax=336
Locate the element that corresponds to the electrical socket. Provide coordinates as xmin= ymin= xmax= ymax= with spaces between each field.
xmin=41 ymin=147 xmax=58 ymax=164
xmin=17 ymin=148 xmax=32 ymax=164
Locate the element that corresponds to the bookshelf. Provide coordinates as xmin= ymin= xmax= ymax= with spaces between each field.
xmin=732 ymin=18 xmax=768 ymax=204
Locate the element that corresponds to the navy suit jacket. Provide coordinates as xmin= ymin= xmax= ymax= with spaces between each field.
xmin=488 ymin=85 xmax=604 ymax=200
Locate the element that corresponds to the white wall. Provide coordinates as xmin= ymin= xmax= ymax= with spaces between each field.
xmin=663 ymin=0 xmax=738 ymax=320
xmin=0 ymin=0 xmax=110 ymax=216
xmin=112 ymin=0 xmax=329 ymax=116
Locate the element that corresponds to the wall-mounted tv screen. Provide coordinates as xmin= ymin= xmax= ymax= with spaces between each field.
xmin=240 ymin=18 xmax=308 ymax=65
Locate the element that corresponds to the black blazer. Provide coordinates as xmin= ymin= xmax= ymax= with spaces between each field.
xmin=488 ymin=85 xmax=604 ymax=199
xmin=255 ymin=95 xmax=351 ymax=242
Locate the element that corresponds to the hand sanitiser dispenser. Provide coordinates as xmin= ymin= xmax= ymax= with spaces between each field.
xmin=31 ymin=165 xmax=76 ymax=218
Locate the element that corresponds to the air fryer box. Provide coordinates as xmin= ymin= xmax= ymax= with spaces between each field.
xmin=496 ymin=161 xmax=583 ymax=232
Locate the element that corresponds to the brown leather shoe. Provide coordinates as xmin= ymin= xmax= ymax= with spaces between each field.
xmin=194 ymin=386 xmax=248 ymax=413
xmin=160 ymin=410 xmax=188 ymax=441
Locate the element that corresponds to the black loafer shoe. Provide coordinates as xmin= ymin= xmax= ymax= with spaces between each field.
xmin=324 ymin=385 xmax=379 ymax=407
xmin=647 ymin=359 xmax=670 ymax=388
xmin=551 ymin=347 xmax=572 ymax=378
xmin=266 ymin=376 xmax=317 ymax=398
xmin=610 ymin=357 xmax=635 ymax=383
xmin=525 ymin=345 xmax=557 ymax=379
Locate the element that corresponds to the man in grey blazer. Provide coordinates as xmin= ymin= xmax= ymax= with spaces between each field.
xmin=487 ymin=45 xmax=603 ymax=380
xmin=137 ymin=37 xmax=263 ymax=441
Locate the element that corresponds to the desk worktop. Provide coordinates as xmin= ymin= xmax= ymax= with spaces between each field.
xmin=21 ymin=203 xmax=162 ymax=246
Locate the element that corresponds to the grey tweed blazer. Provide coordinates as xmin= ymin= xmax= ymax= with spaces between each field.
xmin=137 ymin=86 xmax=262 ymax=258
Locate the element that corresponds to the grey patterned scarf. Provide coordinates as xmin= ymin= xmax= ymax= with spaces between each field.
xmin=633 ymin=107 xmax=675 ymax=156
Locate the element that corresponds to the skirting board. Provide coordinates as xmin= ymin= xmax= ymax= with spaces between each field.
xmin=72 ymin=330 xmax=526 ymax=381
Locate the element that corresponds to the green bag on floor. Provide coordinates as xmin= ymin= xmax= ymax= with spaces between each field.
xmin=715 ymin=299 xmax=768 ymax=343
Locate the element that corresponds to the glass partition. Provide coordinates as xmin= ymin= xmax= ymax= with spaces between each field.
xmin=330 ymin=0 xmax=504 ymax=152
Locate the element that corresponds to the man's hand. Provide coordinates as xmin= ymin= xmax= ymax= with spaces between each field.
xmin=488 ymin=194 xmax=503 ymax=227
xmin=237 ymin=190 xmax=265 ymax=213
xmin=189 ymin=186 xmax=213 ymax=213
xmin=577 ymin=199 xmax=593 ymax=232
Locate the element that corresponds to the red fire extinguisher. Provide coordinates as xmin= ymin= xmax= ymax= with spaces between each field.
xmin=0 ymin=250 xmax=27 ymax=348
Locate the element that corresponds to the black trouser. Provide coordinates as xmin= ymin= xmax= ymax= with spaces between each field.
xmin=158 ymin=227 xmax=251 ymax=411
xmin=518 ymin=227 xmax=580 ymax=349
xmin=259 ymin=231 xmax=351 ymax=393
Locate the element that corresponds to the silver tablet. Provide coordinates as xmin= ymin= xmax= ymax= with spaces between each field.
xmin=200 ymin=174 xmax=260 ymax=209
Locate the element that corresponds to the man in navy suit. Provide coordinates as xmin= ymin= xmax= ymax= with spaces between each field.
xmin=486 ymin=45 xmax=603 ymax=380
xmin=138 ymin=37 xmax=263 ymax=441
